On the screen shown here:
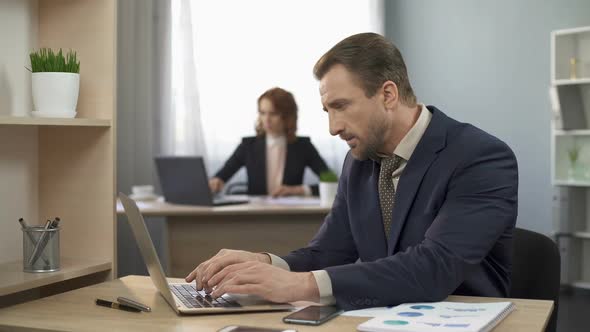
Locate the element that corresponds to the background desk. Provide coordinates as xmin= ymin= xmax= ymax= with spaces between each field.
xmin=0 ymin=275 xmax=553 ymax=332
xmin=116 ymin=198 xmax=331 ymax=277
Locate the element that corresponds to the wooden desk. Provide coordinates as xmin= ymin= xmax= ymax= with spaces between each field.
xmin=0 ymin=275 xmax=553 ymax=332
xmin=116 ymin=198 xmax=331 ymax=277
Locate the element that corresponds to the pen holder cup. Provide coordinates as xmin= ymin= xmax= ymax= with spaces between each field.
xmin=22 ymin=226 xmax=60 ymax=273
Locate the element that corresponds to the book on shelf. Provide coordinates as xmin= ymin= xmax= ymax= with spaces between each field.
xmin=357 ymin=301 xmax=515 ymax=332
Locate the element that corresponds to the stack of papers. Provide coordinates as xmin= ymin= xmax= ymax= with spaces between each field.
xmin=354 ymin=301 xmax=515 ymax=332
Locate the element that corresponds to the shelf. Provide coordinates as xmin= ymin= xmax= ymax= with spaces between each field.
xmin=0 ymin=0 xmax=116 ymax=306
xmin=553 ymin=26 xmax=590 ymax=36
xmin=0 ymin=116 xmax=111 ymax=127
xmin=554 ymin=129 xmax=590 ymax=136
xmin=552 ymin=25 xmax=590 ymax=301
xmin=553 ymin=179 xmax=590 ymax=187
xmin=573 ymin=232 xmax=590 ymax=239
xmin=571 ymin=281 xmax=590 ymax=290
xmin=551 ymin=231 xmax=590 ymax=239
xmin=554 ymin=78 xmax=590 ymax=86
xmin=0 ymin=258 xmax=111 ymax=296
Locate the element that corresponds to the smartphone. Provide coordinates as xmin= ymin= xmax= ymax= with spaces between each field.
xmin=217 ymin=326 xmax=296 ymax=332
xmin=282 ymin=305 xmax=342 ymax=325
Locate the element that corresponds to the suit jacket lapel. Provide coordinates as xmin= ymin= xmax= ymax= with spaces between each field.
xmin=387 ymin=108 xmax=447 ymax=255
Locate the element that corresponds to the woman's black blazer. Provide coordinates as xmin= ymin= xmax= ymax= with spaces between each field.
xmin=214 ymin=136 xmax=330 ymax=195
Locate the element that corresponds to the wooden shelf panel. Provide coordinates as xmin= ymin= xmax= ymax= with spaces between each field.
xmin=0 ymin=117 xmax=111 ymax=127
xmin=0 ymin=258 xmax=111 ymax=296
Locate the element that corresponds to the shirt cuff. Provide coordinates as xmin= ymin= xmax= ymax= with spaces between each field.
xmin=311 ymin=270 xmax=336 ymax=305
xmin=265 ymin=253 xmax=291 ymax=271
xmin=302 ymin=185 xmax=312 ymax=197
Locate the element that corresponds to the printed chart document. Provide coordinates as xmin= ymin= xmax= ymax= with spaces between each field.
xmin=356 ymin=301 xmax=515 ymax=332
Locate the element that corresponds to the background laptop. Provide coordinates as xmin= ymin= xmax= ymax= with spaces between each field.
xmin=155 ymin=156 xmax=248 ymax=206
xmin=119 ymin=192 xmax=293 ymax=314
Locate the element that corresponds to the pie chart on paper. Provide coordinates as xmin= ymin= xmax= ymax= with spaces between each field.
xmin=398 ymin=312 xmax=423 ymax=317
xmin=410 ymin=305 xmax=435 ymax=310
xmin=383 ymin=320 xmax=409 ymax=326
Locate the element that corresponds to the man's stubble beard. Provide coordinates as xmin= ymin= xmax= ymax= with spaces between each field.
xmin=352 ymin=113 xmax=387 ymax=161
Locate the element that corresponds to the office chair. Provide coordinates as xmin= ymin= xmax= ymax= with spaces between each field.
xmin=510 ymin=227 xmax=560 ymax=332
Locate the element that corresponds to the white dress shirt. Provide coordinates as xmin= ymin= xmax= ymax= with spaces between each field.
xmin=265 ymin=134 xmax=312 ymax=196
xmin=266 ymin=135 xmax=287 ymax=195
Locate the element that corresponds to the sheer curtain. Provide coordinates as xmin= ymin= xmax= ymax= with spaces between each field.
xmin=159 ymin=0 xmax=207 ymax=158
xmin=174 ymin=0 xmax=383 ymax=183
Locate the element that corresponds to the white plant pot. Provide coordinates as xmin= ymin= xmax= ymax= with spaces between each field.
xmin=32 ymin=72 xmax=79 ymax=118
xmin=319 ymin=182 xmax=338 ymax=207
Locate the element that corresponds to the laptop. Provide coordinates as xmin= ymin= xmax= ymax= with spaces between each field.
xmin=154 ymin=156 xmax=248 ymax=206
xmin=119 ymin=192 xmax=294 ymax=314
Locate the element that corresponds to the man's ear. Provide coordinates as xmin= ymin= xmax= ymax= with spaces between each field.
xmin=382 ymin=80 xmax=399 ymax=111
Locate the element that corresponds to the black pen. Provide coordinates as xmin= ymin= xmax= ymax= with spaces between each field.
xmin=95 ymin=298 xmax=141 ymax=313
xmin=18 ymin=217 xmax=29 ymax=229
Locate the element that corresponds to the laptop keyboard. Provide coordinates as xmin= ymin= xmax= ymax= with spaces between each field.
xmin=170 ymin=284 xmax=241 ymax=308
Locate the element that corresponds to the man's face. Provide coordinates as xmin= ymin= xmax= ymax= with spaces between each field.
xmin=320 ymin=64 xmax=388 ymax=160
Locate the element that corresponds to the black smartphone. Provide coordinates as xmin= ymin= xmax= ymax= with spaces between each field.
xmin=217 ymin=326 xmax=296 ymax=332
xmin=282 ymin=305 xmax=342 ymax=326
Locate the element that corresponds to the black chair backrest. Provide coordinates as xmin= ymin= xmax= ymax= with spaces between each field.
xmin=225 ymin=181 xmax=248 ymax=195
xmin=510 ymin=227 xmax=560 ymax=332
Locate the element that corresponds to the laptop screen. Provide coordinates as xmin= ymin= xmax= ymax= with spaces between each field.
xmin=118 ymin=193 xmax=178 ymax=309
xmin=154 ymin=156 xmax=214 ymax=205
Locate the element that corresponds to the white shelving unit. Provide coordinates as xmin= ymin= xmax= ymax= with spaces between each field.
xmin=551 ymin=26 xmax=590 ymax=290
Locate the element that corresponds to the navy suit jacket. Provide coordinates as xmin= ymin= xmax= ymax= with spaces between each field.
xmin=282 ymin=106 xmax=518 ymax=309
xmin=214 ymin=136 xmax=330 ymax=195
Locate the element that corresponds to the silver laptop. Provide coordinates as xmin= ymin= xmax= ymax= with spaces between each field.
xmin=119 ymin=192 xmax=293 ymax=314
xmin=154 ymin=156 xmax=248 ymax=206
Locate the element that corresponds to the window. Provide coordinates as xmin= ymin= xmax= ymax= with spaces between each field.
xmin=173 ymin=0 xmax=383 ymax=181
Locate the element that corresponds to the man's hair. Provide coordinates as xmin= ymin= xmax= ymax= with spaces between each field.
xmin=255 ymin=87 xmax=298 ymax=142
xmin=313 ymin=32 xmax=417 ymax=106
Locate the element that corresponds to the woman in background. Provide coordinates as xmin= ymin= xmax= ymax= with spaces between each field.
xmin=209 ymin=87 xmax=331 ymax=197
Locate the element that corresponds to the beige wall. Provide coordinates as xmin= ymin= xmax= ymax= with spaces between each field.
xmin=0 ymin=0 xmax=37 ymax=117
xmin=0 ymin=0 xmax=39 ymax=263
xmin=0 ymin=127 xmax=38 ymax=264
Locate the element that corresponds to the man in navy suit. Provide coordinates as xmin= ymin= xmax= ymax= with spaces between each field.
xmin=186 ymin=32 xmax=518 ymax=309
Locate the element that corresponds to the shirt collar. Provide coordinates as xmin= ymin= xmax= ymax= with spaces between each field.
xmin=388 ymin=103 xmax=432 ymax=161
xmin=377 ymin=104 xmax=432 ymax=162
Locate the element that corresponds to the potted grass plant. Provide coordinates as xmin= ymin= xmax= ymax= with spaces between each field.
xmin=29 ymin=48 xmax=80 ymax=118
xmin=319 ymin=170 xmax=338 ymax=206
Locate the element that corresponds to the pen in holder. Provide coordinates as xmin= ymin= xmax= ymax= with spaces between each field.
xmin=22 ymin=219 xmax=60 ymax=272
